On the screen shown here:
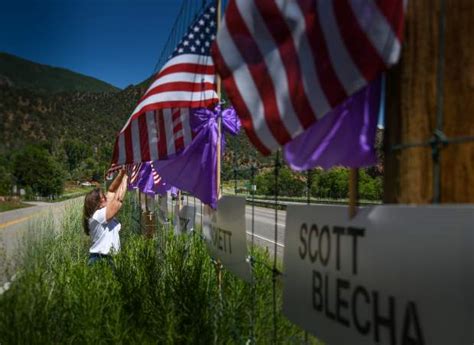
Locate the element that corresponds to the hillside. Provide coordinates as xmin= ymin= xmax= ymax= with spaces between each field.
xmin=0 ymin=54 xmax=267 ymax=172
xmin=0 ymin=52 xmax=119 ymax=93
xmin=0 ymin=53 xmax=383 ymax=182
xmin=0 ymin=84 xmax=144 ymax=154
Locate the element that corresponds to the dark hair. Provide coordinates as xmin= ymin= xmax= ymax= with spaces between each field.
xmin=83 ymin=188 xmax=104 ymax=235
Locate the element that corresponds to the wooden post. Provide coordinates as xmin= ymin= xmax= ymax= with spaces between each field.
xmin=384 ymin=0 xmax=474 ymax=203
xmin=348 ymin=168 xmax=358 ymax=218
xmin=214 ymin=5 xmax=223 ymax=337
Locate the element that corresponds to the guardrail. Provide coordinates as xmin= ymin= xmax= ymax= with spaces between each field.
xmin=245 ymin=197 xmax=381 ymax=210
xmin=182 ymin=191 xmax=381 ymax=209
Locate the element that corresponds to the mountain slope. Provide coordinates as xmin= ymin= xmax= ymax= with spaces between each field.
xmin=0 ymin=52 xmax=120 ymax=93
xmin=0 ymin=84 xmax=144 ymax=154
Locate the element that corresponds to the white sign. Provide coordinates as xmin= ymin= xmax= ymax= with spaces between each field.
xmin=174 ymin=205 xmax=195 ymax=235
xmin=283 ymin=205 xmax=474 ymax=345
xmin=203 ymin=196 xmax=251 ymax=282
xmin=156 ymin=194 xmax=169 ymax=225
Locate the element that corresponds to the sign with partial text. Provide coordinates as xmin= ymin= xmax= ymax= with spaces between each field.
xmin=203 ymin=196 xmax=251 ymax=282
xmin=174 ymin=205 xmax=195 ymax=235
xmin=156 ymin=194 xmax=169 ymax=225
xmin=283 ymin=205 xmax=474 ymax=345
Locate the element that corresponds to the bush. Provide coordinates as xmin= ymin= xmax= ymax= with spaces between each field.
xmin=359 ymin=170 xmax=383 ymax=200
xmin=256 ymin=166 xmax=305 ymax=197
xmin=0 ymin=165 xmax=12 ymax=195
xmin=311 ymin=168 xmax=383 ymax=201
xmin=0 ymin=198 xmax=321 ymax=344
xmin=13 ymin=144 xmax=65 ymax=197
xmin=312 ymin=168 xmax=349 ymax=199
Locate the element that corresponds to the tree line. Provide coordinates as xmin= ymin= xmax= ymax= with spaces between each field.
xmin=0 ymin=140 xmax=112 ymax=198
xmin=251 ymin=166 xmax=382 ymax=201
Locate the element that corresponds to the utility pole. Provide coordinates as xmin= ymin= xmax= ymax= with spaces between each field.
xmin=384 ymin=0 xmax=474 ymax=203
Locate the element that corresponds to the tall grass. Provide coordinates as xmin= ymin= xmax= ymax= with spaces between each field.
xmin=0 ymin=196 xmax=321 ymax=344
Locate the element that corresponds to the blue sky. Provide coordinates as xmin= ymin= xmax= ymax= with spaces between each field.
xmin=0 ymin=0 xmax=385 ymax=127
xmin=0 ymin=0 xmax=183 ymax=89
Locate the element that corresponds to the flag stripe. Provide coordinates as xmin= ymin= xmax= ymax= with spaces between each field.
xmin=146 ymin=111 xmax=158 ymax=161
xmin=129 ymin=90 xmax=217 ymax=121
xmin=157 ymin=110 xmax=168 ymax=158
xmin=131 ymin=119 xmax=142 ymax=163
xmin=138 ymin=114 xmax=151 ymax=162
xmin=350 ymin=0 xmax=402 ymax=66
xmin=160 ymin=53 xmax=214 ymax=70
xmin=227 ymin=0 xmax=292 ymax=145
xmin=375 ymin=0 xmax=404 ymax=40
xmin=124 ymin=125 xmax=134 ymax=164
xmin=118 ymin=134 xmax=126 ymax=165
xmin=333 ymin=0 xmax=386 ymax=81
xmin=155 ymin=63 xmax=215 ymax=80
xmin=277 ymin=0 xmax=331 ymax=117
xmin=181 ymin=108 xmax=193 ymax=148
xmin=143 ymin=72 xmax=215 ymax=99
xmin=163 ymin=108 xmax=176 ymax=155
xmin=317 ymin=0 xmax=366 ymax=94
xmin=212 ymin=39 xmax=273 ymax=155
xmin=139 ymin=82 xmax=216 ymax=103
xmin=238 ymin=0 xmax=304 ymax=138
xmin=299 ymin=0 xmax=348 ymax=108
xmin=256 ymin=0 xmax=316 ymax=129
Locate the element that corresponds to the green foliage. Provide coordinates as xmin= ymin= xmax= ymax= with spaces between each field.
xmin=312 ymin=168 xmax=382 ymax=201
xmin=0 ymin=199 xmax=322 ymax=344
xmin=64 ymin=139 xmax=92 ymax=173
xmin=256 ymin=166 xmax=306 ymax=197
xmin=312 ymin=168 xmax=349 ymax=200
xmin=0 ymin=165 xmax=12 ymax=195
xmin=358 ymin=170 xmax=383 ymax=200
xmin=255 ymin=166 xmax=382 ymax=201
xmin=0 ymin=200 xmax=30 ymax=212
xmin=0 ymin=52 xmax=119 ymax=93
xmin=13 ymin=145 xmax=65 ymax=197
xmin=0 ymin=69 xmax=145 ymax=180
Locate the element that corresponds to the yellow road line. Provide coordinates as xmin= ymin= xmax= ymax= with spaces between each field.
xmin=0 ymin=212 xmax=43 ymax=229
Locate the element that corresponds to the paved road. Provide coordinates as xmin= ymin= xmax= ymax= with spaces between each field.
xmin=1 ymin=195 xmax=288 ymax=286
xmin=0 ymin=198 xmax=81 ymax=286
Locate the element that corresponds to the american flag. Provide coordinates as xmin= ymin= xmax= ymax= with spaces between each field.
xmin=128 ymin=163 xmax=142 ymax=186
xmin=111 ymin=2 xmax=219 ymax=166
xmin=150 ymin=162 xmax=162 ymax=186
xmin=212 ymin=0 xmax=405 ymax=155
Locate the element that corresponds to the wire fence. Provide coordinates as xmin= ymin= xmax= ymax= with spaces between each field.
xmin=128 ymin=152 xmax=339 ymax=344
xmin=125 ymin=0 xmax=474 ymax=343
xmin=388 ymin=0 xmax=474 ymax=204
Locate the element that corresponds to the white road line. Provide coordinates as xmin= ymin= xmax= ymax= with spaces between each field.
xmin=246 ymin=231 xmax=285 ymax=248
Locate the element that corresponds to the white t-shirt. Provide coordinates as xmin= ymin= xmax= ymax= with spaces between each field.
xmin=89 ymin=207 xmax=121 ymax=255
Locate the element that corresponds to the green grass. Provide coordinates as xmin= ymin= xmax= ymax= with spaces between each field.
xmin=0 ymin=200 xmax=31 ymax=212
xmin=0 ymin=196 xmax=322 ymax=344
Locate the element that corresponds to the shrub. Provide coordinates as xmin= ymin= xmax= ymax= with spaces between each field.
xmin=256 ymin=166 xmax=305 ymax=197
xmin=0 ymin=198 xmax=321 ymax=344
xmin=13 ymin=144 xmax=65 ymax=197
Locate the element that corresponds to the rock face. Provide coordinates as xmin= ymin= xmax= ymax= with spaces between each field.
xmin=0 ymin=75 xmax=12 ymax=87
